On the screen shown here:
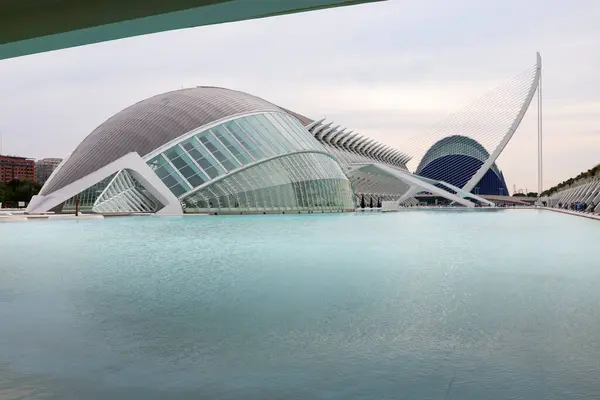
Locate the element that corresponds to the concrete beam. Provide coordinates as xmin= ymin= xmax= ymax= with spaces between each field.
xmin=1 ymin=0 xmax=384 ymax=60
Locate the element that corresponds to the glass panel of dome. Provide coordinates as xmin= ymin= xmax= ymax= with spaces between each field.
xmin=198 ymin=132 xmax=239 ymax=171
xmin=263 ymin=113 xmax=303 ymax=150
xmin=273 ymin=113 xmax=314 ymax=150
xmin=211 ymin=125 xmax=253 ymax=165
xmin=243 ymin=115 xmax=289 ymax=154
xmin=283 ymin=114 xmax=312 ymax=149
xmin=283 ymin=114 xmax=314 ymax=148
xmin=147 ymin=155 xmax=191 ymax=196
xmin=223 ymin=120 xmax=264 ymax=160
xmin=207 ymin=129 xmax=243 ymax=167
xmin=251 ymin=114 xmax=295 ymax=153
xmin=235 ymin=117 xmax=277 ymax=157
xmin=181 ymin=137 xmax=225 ymax=179
xmin=163 ymin=145 xmax=208 ymax=188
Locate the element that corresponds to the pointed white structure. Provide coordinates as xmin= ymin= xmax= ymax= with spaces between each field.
xmin=462 ymin=53 xmax=541 ymax=193
xmin=401 ymin=53 xmax=542 ymax=199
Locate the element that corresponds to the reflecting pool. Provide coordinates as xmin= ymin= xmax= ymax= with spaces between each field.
xmin=1 ymin=209 xmax=600 ymax=399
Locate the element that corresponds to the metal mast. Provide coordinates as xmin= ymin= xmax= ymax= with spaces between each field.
xmin=537 ymin=52 xmax=543 ymax=199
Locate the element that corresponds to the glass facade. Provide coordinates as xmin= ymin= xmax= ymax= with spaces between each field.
xmin=60 ymin=111 xmax=354 ymax=215
xmin=142 ymin=111 xmax=352 ymax=213
xmin=146 ymin=112 xmax=328 ymax=199
xmin=62 ymin=173 xmax=116 ymax=212
xmin=182 ymin=152 xmax=355 ymax=213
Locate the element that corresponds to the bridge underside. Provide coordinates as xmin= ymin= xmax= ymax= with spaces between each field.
xmin=0 ymin=0 xmax=382 ymax=60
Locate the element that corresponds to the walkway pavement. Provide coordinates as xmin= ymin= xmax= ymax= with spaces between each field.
xmin=541 ymin=207 xmax=600 ymax=221
xmin=0 ymin=214 xmax=104 ymax=222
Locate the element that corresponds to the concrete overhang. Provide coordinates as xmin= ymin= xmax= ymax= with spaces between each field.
xmin=0 ymin=0 xmax=383 ymax=60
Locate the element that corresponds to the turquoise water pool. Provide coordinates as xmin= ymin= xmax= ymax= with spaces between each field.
xmin=1 ymin=209 xmax=599 ymax=399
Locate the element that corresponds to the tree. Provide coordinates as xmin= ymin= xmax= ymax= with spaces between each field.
xmin=526 ymin=192 xmax=538 ymax=198
xmin=360 ymin=194 xmax=365 ymax=208
xmin=369 ymin=197 xmax=374 ymax=208
xmin=0 ymin=180 xmax=42 ymax=207
xmin=0 ymin=183 xmax=10 ymax=205
xmin=541 ymin=162 xmax=600 ymax=197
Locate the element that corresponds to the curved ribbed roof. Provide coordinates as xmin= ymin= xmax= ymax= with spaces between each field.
xmin=41 ymin=86 xmax=284 ymax=195
xmin=279 ymin=107 xmax=314 ymax=126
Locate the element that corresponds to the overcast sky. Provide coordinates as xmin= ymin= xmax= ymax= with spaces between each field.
xmin=1 ymin=0 xmax=599 ymax=192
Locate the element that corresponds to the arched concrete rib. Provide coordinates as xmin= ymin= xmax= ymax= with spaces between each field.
xmin=338 ymin=131 xmax=359 ymax=148
xmin=320 ymin=125 xmax=340 ymax=141
xmin=364 ymin=142 xmax=383 ymax=158
xmin=371 ymin=144 xmax=386 ymax=159
xmin=356 ymin=138 xmax=376 ymax=154
xmin=331 ymin=129 xmax=350 ymax=146
xmin=305 ymin=118 xmax=325 ymax=131
xmin=348 ymin=135 xmax=368 ymax=153
xmin=327 ymin=128 xmax=346 ymax=145
xmin=379 ymin=147 xmax=397 ymax=163
xmin=375 ymin=145 xmax=392 ymax=161
xmin=312 ymin=121 xmax=332 ymax=138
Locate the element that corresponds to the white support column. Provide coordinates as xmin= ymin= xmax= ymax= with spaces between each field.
xmin=581 ymin=181 xmax=596 ymax=203
xmin=570 ymin=184 xmax=586 ymax=203
xmin=588 ymin=181 xmax=600 ymax=205
xmin=560 ymin=187 xmax=574 ymax=204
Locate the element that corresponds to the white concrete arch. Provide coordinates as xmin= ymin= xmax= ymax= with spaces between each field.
xmin=356 ymin=138 xmax=376 ymax=154
xmin=331 ymin=130 xmax=350 ymax=146
xmin=26 ymin=152 xmax=183 ymax=215
xmin=319 ymin=125 xmax=340 ymax=141
xmin=312 ymin=121 xmax=333 ymax=137
xmin=462 ymin=53 xmax=541 ymax=192
xmin=374 ymin=145 xmax=392 ymax=160
xmin=379 ymin=147 xmax=397 ymax=163
xmin=388 ymin=149 xmax=403 ymax=164
xmin=365 ymin=142 xmax=385 ymax=158
xmin=338 ymin=131 xmax=359 ymax=148
xmin=349 ymin=135 xmax=369 ymax=153
xmin=342 ymin=133 xmax=362 ymax=151
xmin=364 ymin=141 xmax=381 ymax=157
